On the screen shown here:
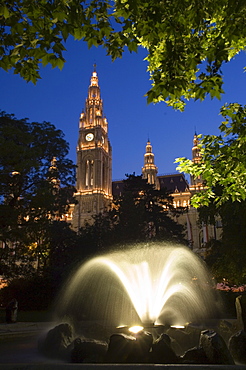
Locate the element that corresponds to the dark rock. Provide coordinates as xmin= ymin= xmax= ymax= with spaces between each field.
xmin=71 ymin=337 xmax=108 ymax=363
xmin=236 ymin=295 xmax=246 ymax=331
xmin=151 ymin=333 xmax=180 ymax=364
xmin=217 ymin=319 xmax=237 ymax=344
xmin=229 ymin=330 xmax=246 ymax=365
xmin=127 ymin=331 xmax=153 ymax=363
xmin=181 ymin=346 xmax=209 ymax=364
xmin=38 ymin=323 xmax=73 ymax=360
xmin=105 ymin=333 xmax=136 ymax=363
xmin=166 ymin=325 xmax=201 ymax=355
xmin=200 ymin=329 xmax=234 ymax=364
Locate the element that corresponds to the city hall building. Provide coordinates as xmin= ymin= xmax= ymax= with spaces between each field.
xmin=68 ymin=68 xmax=221 ymax=255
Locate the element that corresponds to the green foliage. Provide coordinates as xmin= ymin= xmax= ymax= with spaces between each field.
xmin=125 ymin=0 xmax=244 ymax=108
xmin=1 ymin=1 xmax=245 ymax=106
xmin=176 ymin=103 xmax=246 ymax=207
xmin=0 ymin=0 xmax=115 ymax=82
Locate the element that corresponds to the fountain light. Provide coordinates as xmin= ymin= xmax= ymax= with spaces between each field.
xmin=170 ymin=325 xmax=186 ymax=329
xmin=129 ymin=325 xmax=144 ymax=334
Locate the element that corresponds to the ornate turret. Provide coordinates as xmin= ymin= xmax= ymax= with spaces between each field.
xmin=192 ymin=132 xmax=201 ymax=165
xmin=190 ymin=132 xmax=203 ymax=188
xmin=48 ymin=157 xmax=60 ymax=187
xmin=142 ymin=140 xmax=159 ymax=189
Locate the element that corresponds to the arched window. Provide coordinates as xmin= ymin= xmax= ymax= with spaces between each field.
xmin=85 ymin=160 xmax=89 ymax=187
xmin=102 ymin=161 xmax=106 ymax=189
xmin=85 ymin=159 xmax=94 ymax=187
xmin=90 ymin=160 xmax=94 ymax=186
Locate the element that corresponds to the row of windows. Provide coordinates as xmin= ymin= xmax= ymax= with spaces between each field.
xmin=83 ymin=159 xmax=110 ymax=190
xmin=173 ymin=199 xmax=190 ymax=208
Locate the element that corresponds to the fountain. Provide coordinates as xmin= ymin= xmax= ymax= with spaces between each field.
xmin=38 ymin=242 xmax=246 ymax=365
xmin=55 ymin=242 xmax=221 ymax=329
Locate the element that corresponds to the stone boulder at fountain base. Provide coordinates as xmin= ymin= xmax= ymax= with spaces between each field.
xmin=71 ymin=337 xmax=108 ymax=363
xmin=229 ymin=330 xmax=246 ymax=365
xmin=105 ymin=331 xmax=153 ymax=363
xmin=38 ymin=323 xmax=244 ymax=365
xmin=38 ymin=323 xmax=74 ymax=360
xmin=151 ymin=333 xmax=180 ymax=364
xmin=188 ymin=329 xmax=234 ymax=365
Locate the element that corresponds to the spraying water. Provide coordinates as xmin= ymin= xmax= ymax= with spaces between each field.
xmin=56 ymin=243 xmax=221 ymax=328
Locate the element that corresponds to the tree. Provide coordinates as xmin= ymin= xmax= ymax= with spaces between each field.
xmin=0 ymin=111 xmax=76 ymax=277
xmin=176 ymin=103 xmax=246 ymax=207
xmin=198 ymin=199 xmax=246 ymax=284
xmin=81 ymin=174 xmax=186 ymax=248
xmin=116 ymin=174 xmax=186 ymax=243
xmin=43 ymin=220 xmax=79 ymax=281
xmin=1 ymin=0 xmax=245 ymax=108
xmin=77 ymin=211 xmax=116 ymax=257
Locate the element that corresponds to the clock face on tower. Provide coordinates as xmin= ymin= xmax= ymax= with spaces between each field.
xmin=85 ymin=133 xmax=94 ymax=141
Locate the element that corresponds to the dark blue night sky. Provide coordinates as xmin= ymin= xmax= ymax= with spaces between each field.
xmin=0 ymin=39 xmax=245 ymax=181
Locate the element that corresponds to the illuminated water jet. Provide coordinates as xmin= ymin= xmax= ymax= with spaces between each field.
xmin=56 ymin=243 xmax=221 ymax=328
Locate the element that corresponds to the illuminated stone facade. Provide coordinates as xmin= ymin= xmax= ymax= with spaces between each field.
xmin=140 ymin=137 xmax=221 ymax=255
xmin=72 ymin=68 xmax=112 ymax=230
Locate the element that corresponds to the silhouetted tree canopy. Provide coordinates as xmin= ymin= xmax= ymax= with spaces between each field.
xmin=198 ymin=198 xmax=246 ymax=285
xmin=0 ymin=111 xmax=76 ymax=278
xmin=79 ymin=174 xmax=186 ymax=252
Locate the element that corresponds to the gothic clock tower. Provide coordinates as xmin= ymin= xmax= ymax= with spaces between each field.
xmin=72 ymin=67 xmax=112 ymax=230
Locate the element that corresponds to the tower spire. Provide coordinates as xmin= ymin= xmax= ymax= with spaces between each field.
xmin=142 ymin=140 xmax=159 ymax=189
xmin=79 ymin=68 xmax=106 ymax=130
xmin=192 ymin=132 xmax=200 ymax=164
xmin=190 ymin=133 xmax=203 ymax=187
